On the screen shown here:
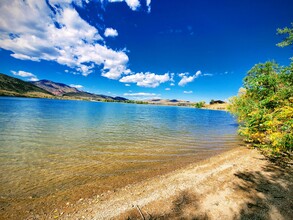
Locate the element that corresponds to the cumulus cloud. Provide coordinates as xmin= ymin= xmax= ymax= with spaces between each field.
xmin=70 ymin=84 xmax=83 ymax=89
xmin=183 ymin=90 xmax=193 ymax=94
xmin=125 ymin=83 xmax=131 ymax=86
xmin=123 ymin=92 xmax=160 ymax=100
xmin=146 ymin=0 xmax=151 ymax=13
xmin=11 ymin=70 xmax=39 ymax=81
xmin=124 ymin=92 xmax=156 ymax=96
xmin=29 ymin=77 xmax=39 ymax=82
xmin=108 ymin=0 xmax=141 ymax=11
xmin=178 ymin=71 xmax=201 ymax=86
xmin=169 ymin=72 xmax=175 ymax=82
xmin=11 ymin=70 xmax=34 ymax=78
xmin=0 ymin=0 xmax=168 ymax=89
xmin=104 ymin=28 xmax=118 ymax=37
xmin=165 ymin=88 xmax=171 ymax=91
xmin=178 ymin=72 xmax=189 ymax=78
xmin=120 ymin=72 xmax=170 ymax=88
xmin=0 ymin=0 xmax=129 ymax=78
xmin=125 ymin=0 xmax=141 ymax=10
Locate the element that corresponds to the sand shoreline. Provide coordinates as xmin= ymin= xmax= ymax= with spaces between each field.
xmin=48 ymin=146 xmax=292 ymax=220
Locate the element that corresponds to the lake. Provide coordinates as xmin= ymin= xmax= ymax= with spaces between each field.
xmin=0 ymin=97 xmax=243 ymax=218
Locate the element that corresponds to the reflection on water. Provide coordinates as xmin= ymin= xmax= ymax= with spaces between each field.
xmin=0 ymin=97 xmax=242 ymax=218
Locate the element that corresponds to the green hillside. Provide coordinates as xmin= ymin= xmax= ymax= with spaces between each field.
xmin=0 ymin=73 xmax=53 ymax=98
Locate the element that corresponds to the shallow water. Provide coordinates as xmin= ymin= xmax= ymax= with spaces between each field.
xmin=0 ymin=97 xmax=243 ymax=218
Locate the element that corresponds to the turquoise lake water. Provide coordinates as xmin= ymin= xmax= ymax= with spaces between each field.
xmin=0 ymin=97 xmax=243 ymax=217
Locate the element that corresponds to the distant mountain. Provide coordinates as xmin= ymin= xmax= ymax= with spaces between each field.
xmin=0 ymin=73 xmax=53 ymax=98
xmin=32 ymin=79 xmax=128 ymax=101
xmin=0 ymin=73 xmax=128 ymax=102
xmin=147 ymin=99 xmax=191 ymax=106
xmin=63 ymin=91 xmax=128 ymax=101
xmin=32 ymin=80 xmax=79 ymax=96
xmin=113 ymin=96 xmax=128 ymax=101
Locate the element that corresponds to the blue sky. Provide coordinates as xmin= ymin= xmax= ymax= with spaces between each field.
xmin=0 ymin=0 xmax=292 ymax=102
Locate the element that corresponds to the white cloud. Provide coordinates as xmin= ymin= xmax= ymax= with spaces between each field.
xmin=123 ymin=92 xmax=160 ymax=100
xmin=195 ymin=70 xmax=202 ymax=77
xmin=70 ymin=84 xmax=83 ymax=89
xmin=183 ymin=90 xmax=193 ymax=94
xmin=178 ymin=70 xmax=201 ymax=86
xmin=178 ymin=72 xmax=189 ymax=78
xmin=124 ymin=92 xmax=156 ymax=96
xmin=170 ymin=82 xmax=175 ymax=86
xmin=146 ymin=0 xmax=151 ymax=13
xmin=109 ymin=0 xmax=141 ymax=11
xmin=120 ymin=72 xmax=170 ymax=88
xmin=11 ymin=70 xmax=34 ymax=78
xmin=0 ymin=0 xmax=129 ymax=79
xmin=29 ymin=77 xmax=39 ymax=82
xmin=104 ymin=28 xmax=118 ymax=37
xmin=125 ymin=0 xmax=141 ymax=10
xmin=165 ymin=88 xmax=170 ymax=91
xmin=0 ymin=0 xmax=168 ymax=88
xmin=11 ymin=70 xmax=39 ymax=81
xmin=169 ymin=72 xmax=175 ymax=82
xmin=125 ymin=83 xmax=131 ymax=86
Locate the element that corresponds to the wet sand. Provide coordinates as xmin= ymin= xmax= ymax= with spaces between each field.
xmin=61 ymin=147 xmax=292 ymax=220
xmin=2 ymin=147 xmax=292 ymax=220
xmin=0 ymin=148 xmax=231 ymax=220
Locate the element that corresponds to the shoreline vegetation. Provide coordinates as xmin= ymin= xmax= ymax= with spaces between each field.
xmin=228 ymin=24 xmax=293 ymax=158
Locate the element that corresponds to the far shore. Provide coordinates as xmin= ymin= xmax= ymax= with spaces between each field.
xmin=203 ymin=103 xmax=228 ymax=111
xmin=0 ymin=95 xmax=229 ymax=111
xmin=46 ymin=146 xmax=292 ymax=220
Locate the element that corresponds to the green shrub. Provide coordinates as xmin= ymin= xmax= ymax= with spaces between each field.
xmin=194 ymin=101 xmax=206 ymax=108
xmin=229 ymin=61 xmax=293 ymax=153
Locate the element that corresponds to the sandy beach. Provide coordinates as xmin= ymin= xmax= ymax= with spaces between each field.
xmin=43 ymin=146 xmax=292 ymax=220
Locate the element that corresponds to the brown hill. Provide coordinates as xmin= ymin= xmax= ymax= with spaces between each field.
xmin=32 ymin=80 xmax=79 ymax=96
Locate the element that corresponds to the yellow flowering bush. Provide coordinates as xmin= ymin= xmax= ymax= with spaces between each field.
xmin=229 ymin=62 xmax=293 ymax=153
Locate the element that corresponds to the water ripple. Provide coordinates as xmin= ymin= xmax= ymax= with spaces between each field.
xmin=0 ymin=97 xmax=243 ymax=204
